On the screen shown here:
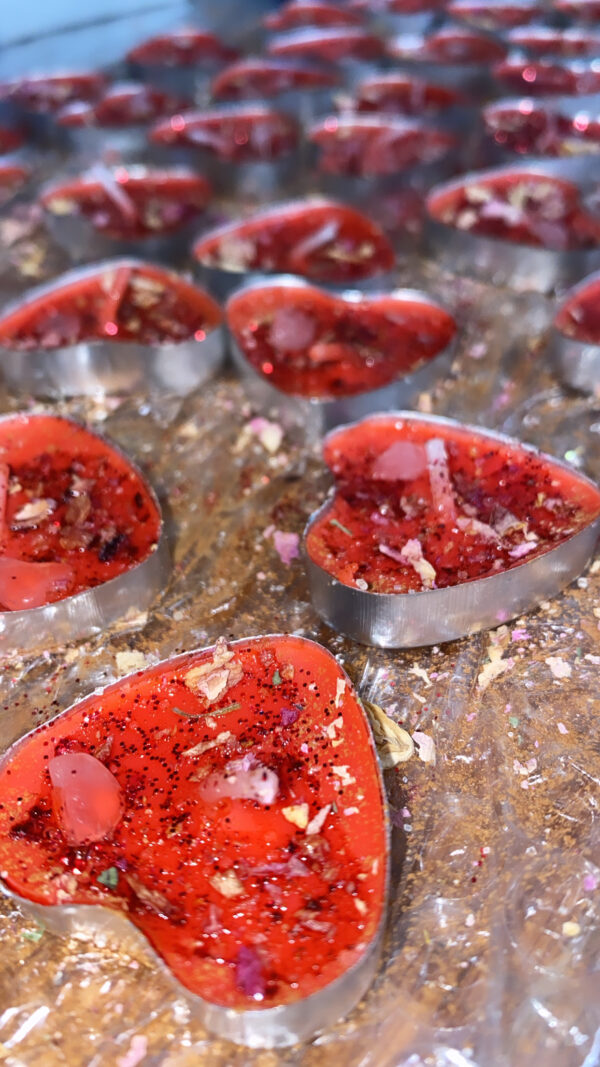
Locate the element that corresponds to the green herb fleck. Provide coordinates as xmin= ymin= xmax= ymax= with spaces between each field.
xmin=329 ymin=518 xmax=353 ymax=536
xmin=97 ymin=866 xmax=119 ymax=889
xmin=212 ymin=702 xmax=241 ymax=716
xmin=331 ymin=801 xmax=338 ymax=814
xmin=172 ymin=706 xmax=199 ymax=719
xmin=509 ymin=715 xmax=520 ymax=728
xmin=272 ymin=670 xmax=282 ymax=686
xmin=22 ymin=923 xmax=44 ymax=943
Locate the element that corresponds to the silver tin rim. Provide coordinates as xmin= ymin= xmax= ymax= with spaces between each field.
xmin=425 ymin=158 xmax=600 ymax=292
xmin=550 ymin=268 xmax=600 ymax=394
xmin=304 ymin=410 xmax=600 ymax=648
xmin=0 ymin=257 xmax=225 ymax=399
xmin=225 ymin=273 xmax=457 ymax=431
xmin=0 ymin=412 xmax=169 ymax=656
xmin=0 ymin=633 xmax=390 ymax=1048
xmin=192 ymin=197 xmax=397 ymax=301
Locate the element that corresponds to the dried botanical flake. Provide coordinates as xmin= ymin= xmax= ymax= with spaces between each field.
xmin=326 ymin=715 xmax=343 ymax=739
xmin=248 ymin=417 xmax=283 ymax=454
xmin=282 ymin=803 xmax=310 ymax=829
xmin=562 ymin=921 xmax=581 ymax=937
xmin=412 ymin=731 xmax=436 ymax=765
xmin=183 ymin=731 xmax=233 ymax=757
xmin=97 ymin=866 xmax=119 ymax=888
xmin=330 ymin=518 xmax=353 ymax=536
xmin=409 ymin=664 xmax=432 ymax=687
xmin=397 ymin=538 xmax=436 ymax=588
xmin=331 ymin=765 xmax=356 ymax=787
xmin=209 ymin=869 xmax=245 ymax=898
xmin=272 ymin=670 xmax=282 ymax=686
xmin=557 ymin=722 xmax=568 ymax=734
xmin=272 ymin=529 xmax=300 ymax=565
xmin=306 ymin=803 xmax=332 ymax=835
xmin=184 ymin=639 xmax=243 ymax=704
xmin=354 ymin=897 xmax=367 ymax=915
xmin=477 ymin=644 xmax=512 ymax=690
xmin=116 ymin=1034 xmax=148 ymax=1067
xmin=115 ymin=650 xmax=148 ymax=675
xmin=363 ymin=700 xmax=414 ymax=768
xmin=47 ymin=196 xmax=76 ymax=215
xmin=335 ymin=678 xmax=346 ymax=708
xmin=546 ymin=656 xmax=572 ymax=679
xmin=12 ymin=498 xmax=55 ymax=526
xmin=21 ymin=923 xmax=44 ymax=942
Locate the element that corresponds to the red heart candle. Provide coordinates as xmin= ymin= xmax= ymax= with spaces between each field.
xmin=506 ymin=27 xmax=600 ymax=58
xmin=447 ymin=0 xmax=544 ymax=30
xmin=0 ymin=413 xmax=166 ymax=652
xmin=0 ymin=73 xmax=107 ymax=115
xmin=552 ymin=270 xmax=600 ymax=394
xmin=553 ymin=0 xmax=600 ymax=17
xmin=0 ymin=126 xmax=24 ymax=156
xmin=210 ymin=58 xmax=340 ymax=120
xmin=352 ymin=74 xmax=467 ymax=116
xmin=0 ymin=634 xmax=388 ymax=1046
xmin=309 ymin=115 xmax=457 ymax=179
xmin=193 ymin=199 xmax=396 ymax=300
xmin=0 ymin=259 xmax=224 ymax=397
xmin=426 ymin=163 xmax=600 ymax=291
xmin=0 ymin=163 xmax=30 ymax=207
xmin=387 ymin=28 xmax=506 ymax=95
xmin=493 ymin=58 xmax=600 ymax=96
xmin=41 ymin=166 xmax=212 ymax=262
xmin=483 ymin=100 xmax=600 ymax=159
xmin=305 ymin=412 xmax=600 ymax=646
xmin=56 ymin=82 xmax=190 ymax=160
xmin=127 ymin=29 xmax=239 ymax=101
xmin=267 ymin=27 xmax=385 ymax=65
xmin=264 ymin=0 xmax=364 ymax=29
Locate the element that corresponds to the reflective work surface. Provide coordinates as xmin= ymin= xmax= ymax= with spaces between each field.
xmin=0 ymin=188 xmax=598 ymax=1066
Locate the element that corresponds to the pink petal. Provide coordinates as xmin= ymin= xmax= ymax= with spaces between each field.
xmin=273 ymin=529 xmax=300 ymax=565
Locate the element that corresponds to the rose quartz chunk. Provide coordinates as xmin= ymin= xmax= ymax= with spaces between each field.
xmin=49 ymin=752 xmax=123 ymax=845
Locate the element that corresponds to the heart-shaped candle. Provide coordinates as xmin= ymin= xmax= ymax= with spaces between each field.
xmin=211 ymin=57 xmax=340 ymax=101
xmin=309 ymin=115 xmax=457 ymax=177
xmin=483 ymin=101 xmax=600 ymax=158
xmin=0 ymin=126 xmax=24 ymax=155
xmin=554 ymin=0 xmax=600 ymax=18
xmin=0 ymin=164 xmax=29 ymax=206
xmin=305 ymin=412 xmax=600 ymax=646
xmin=0 ymin=73 xmax=107 ymax=114
xmin=426 ymin=164 xmax=600 ymax=290
xmin=57 ymin=83 xmax=190 ymax=129
xmin=264 ymin=0 xmax=364 ymax=29
xmin=193 ymin=199 xmax=396 ymax=299
xmin=127 ymin=30 xmax=238 ymax=68
xmin=267 ymin=27 xmax=385 ymax=63
xmin=493 ymin=58 xmax=600 ymax=96
xmin=506 ymin=27 xmax=600 ymax=57
xmin=0 ymin=413 xmax=166 ymax=651
xmin=552 ymin=270 xmax=600 ymax=393
xmin=389 ymin=28 xmax=506 ymax=64
xmin=227 ymin=276 xmax=456 ymax=401
xmin=150 ymin=106 xmax=300 ymax=162
xmin=352 ymin=74 xmax=467 ymax=116
xmin=0 ymin=634 xmax=388 ymax=1046
xmin=0 ymin=259 xmax=224 ymax=397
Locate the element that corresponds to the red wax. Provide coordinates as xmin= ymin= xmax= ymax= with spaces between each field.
xmin=0 ymin=164 xmax=29 ymax=204
xmin=508 ymin=29 xmax=600 ymax=57
xmin=150 ymin=108 xmax=300 ymax=161
xmin=390 ymin=30 xmax=506 ymax=63
xmin=0 ymin=414 xmax=160 ymax=610
xmin=267 ymin=28 xmax=385 ymax=62
xmin=306 ymin=416 xmax=600 ymax=592
xmin=0 ymin=635 xmax=386 ymax=1010
xmin=57 ymin=84 xmax=190 ymax=128
xmin=350 ymin=0 xmax=444 ymax=13
xmin=554 ymin=276 xmax=600 ymax=343
xmin=264 ymin=0 xmax=364 ymax=29
xmin=484 ymin=103 xmax=600 ymax=157
xmin=0 ymin=127 xmax=24 ymax=155
xmin=447 ymin=0 xmax=542 ymax=28
xmin=211 ymin=59 xmax=339 ymax=100
xmin=354 ymin=76 xmax=465 ymax=116
xmin=0 ymin=263 xmax=221 ymax=349
xmin=428 ymin=171 xmax=600 ymax=251
xmin=493 ymin=60 xmax=600 ymax=96
xmin=554 ymin=0 xmax=600 ymax=16
xmin=228 ymin=284 xmax=456 ymax=398
xmin=193 ymin=202 xmax=395 ymax=283
xmin=41 ymin=170 xmax=211 ymax=241
xmin=127 ymin=30 xmax=238 ymax=67
xmin=310 ymin=118 xmax=455 ymax=177
xmin=0 ymin=73 xmax=106 ymax=114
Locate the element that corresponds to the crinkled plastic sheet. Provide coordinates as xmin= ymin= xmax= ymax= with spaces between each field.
xmin=0 ymin=107 xmax=599 ymax=1067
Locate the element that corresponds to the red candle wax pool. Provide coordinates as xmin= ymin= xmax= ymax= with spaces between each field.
xmin=428 ymin=171 xmax=600 ymax=251
xmin=211 ymin=58 xmax=339 ymax=101
xmin=0 ymin=414 xmax=160 ymax=611
xmin=306 ymin=416 xmax=600 ymax=593
xmin=57 ymin=84 xmax=190 ymax=128
xmin=194 ymin=201 xmax=395 ymax=283
xmin=0 ymin=262 xmax=221 ymax=349
xmin=267 ymin=28 xmax=385 ymax=62
xmin=227 ymin=283 xmax=456 ymax=398
xmin=150 ymin=108 xmax=300 ymax=161
xmin=127 ymin=30 xmax=238 ymax=67
xmin=41 ymin=169 xmax=212 ymax=241
xmin=0 ymin=73 xmax=106 ymax=114
xmin=309 ymin=117 xmax=456 ymax=177
xmin=0 ymin=635 xmax=387 ymax=1011
xmin=554 ymin=275 xmax=600 ymax=343
xmin=354 ymin=75 xmax=466 ymax=116
xmin=264 ymin=0 xmax=364 ymax=29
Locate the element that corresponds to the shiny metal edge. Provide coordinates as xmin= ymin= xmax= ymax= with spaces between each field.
xmin=0 ymin=633 xmax=390 ymax=1049
xmin=425 ymin=158 xmax=600 ymax=292
xmin=62 ymin=124 xmax=151 ymax=162
xmin=0 ymin=257 xmax=225 ymax=398
xmin=303 ymin=410 xmax=600 ymax=648
xmin=550 ymin=269 xmax=600 ymax=394
xmin=225 ymin=274 xmax=457 ymax=431
xmin=0 ymin=412 xmax=170 ymax=656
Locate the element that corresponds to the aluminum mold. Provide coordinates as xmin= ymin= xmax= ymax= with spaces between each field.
xmin=304 ymin=411 xmax=600 ymax=647
xmin=551 ymin=269 xmax=600 ymax=394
